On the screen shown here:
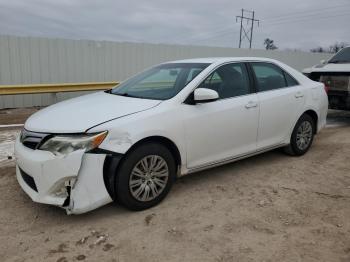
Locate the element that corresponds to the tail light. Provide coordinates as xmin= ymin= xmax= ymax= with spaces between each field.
xmin=320 ymin=76 xmax=330 ymax=94
xmin=324 ymin=83 xmax=330 ymax=94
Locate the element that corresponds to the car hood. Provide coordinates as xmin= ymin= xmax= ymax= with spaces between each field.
xmin=303 ymin=63 xmax=350 ymax=74
xmin=25 ymin=92 xmax=162 ymax=133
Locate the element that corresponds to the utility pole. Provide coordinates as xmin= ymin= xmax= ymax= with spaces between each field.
xmin=238 ymin=9 xmax=243 ymax=49
xmin=236 ymin=9 xmax=259 ymax=49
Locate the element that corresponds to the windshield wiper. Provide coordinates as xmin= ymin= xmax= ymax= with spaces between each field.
xmin=114 ymin=92 xmax=139 ymax=98
xmin=328 ymin=60 xmax=349 ymax=64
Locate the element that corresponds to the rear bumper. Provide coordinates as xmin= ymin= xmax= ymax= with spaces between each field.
xmin=15 ymin=137 xmax=113 ymax=214
xmin=328 ymin=90 xmax=350 ymax=110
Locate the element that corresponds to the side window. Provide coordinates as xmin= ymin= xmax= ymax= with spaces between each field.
xmin=199 ymin=63 xmax=250 ymax=99
xmin=251 ymin=63 xmax=287 ymax=92
xmin=284 ymin=72 xmax=299 ymax=87
xmin=185 ymin=68 xmax=203 ymax=85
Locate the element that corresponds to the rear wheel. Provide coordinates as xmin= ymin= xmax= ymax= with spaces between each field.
xmin=284 ymin=114 xmax=315 ymax=156
xmin=115 ymin=143 xmax=176 ymax=211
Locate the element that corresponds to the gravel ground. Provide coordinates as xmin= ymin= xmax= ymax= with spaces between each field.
xmin=0 ymin=109 xmax=349 ymax=262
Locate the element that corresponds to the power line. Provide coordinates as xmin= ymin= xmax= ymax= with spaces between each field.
xmin=171 ymin=3 xmax=350 ymax=46
xmin=262 ymin=9 xmax=350 ymax=25
xmin=190 ymin=9 xmax=350 ymax=43
xmin=185 ymin=27 xmax=235 ymax=43
xmin=262 ymin=3 xmax=350 ymax=22
xmin=218 ymin=4 xmax=350 ymax=35
xmin=263 ymin=11 xmax=350 ymax=27
xmin=236 ymin=9 xmax=259 ymax=48
xmin=187 ymin=4 xmax=350 ymax=44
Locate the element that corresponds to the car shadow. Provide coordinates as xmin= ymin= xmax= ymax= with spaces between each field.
xmin=327 ymin=109 xmax=350 ymax=127
xmin=38 ymin=149 xmax=283 ymax=221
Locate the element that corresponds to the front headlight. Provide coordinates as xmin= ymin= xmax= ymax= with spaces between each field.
xmin=39 ymin=131 xmax=108 ymax=156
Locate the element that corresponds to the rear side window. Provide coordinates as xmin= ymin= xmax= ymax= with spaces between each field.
xmin=251 ymin=62 xmax=288 ymax=92
xmin=199 ymin=63 xmax=250 ymax=99
xmin=284 ymin=72 xmax=299 ymax=87
xmin=185 ymin=68 xmax=203 ymax=85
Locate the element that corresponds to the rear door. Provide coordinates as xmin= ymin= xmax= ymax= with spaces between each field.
xmin=249 ymin=62 xmax=305 ymax=149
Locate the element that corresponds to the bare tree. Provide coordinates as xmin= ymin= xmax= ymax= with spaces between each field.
xmin=329 ymin=42 xmax=348 ymax=53
xmin=310 ymin=42 xmax=348 ymax=53
xmin=310 ymin=46 xmax=326 ymax=53
xmin=264 ymin=38 xmax=278 ymax=50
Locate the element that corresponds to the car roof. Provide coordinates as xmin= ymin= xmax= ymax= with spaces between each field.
xmin=166 ymin=57 xmax=281 ymax=64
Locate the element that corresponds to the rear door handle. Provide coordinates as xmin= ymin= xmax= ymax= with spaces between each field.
xmin=245 ymin=101 xmax=258 ymax=109
xmin=295 ymin=92 xmax=304 ymax=98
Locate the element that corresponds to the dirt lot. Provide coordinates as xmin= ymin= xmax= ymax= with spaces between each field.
xmin=0 ymin=109 xmax=349 ymax=262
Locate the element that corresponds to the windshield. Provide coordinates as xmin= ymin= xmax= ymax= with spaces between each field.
xmin=328 ymin=47 xmax=350 ymax=63
xmin=110 ymin=63 xmax=210 ymax=100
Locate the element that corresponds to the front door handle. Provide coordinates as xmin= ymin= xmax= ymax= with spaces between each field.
xmin=245 ymin=101 xmax=258 ymax=109
xmin=295 ymin=92 xmax=304 ymax=98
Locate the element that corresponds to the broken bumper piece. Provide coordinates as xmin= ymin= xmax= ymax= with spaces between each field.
xmin=14 ymin=137 xmax=113 ymax=214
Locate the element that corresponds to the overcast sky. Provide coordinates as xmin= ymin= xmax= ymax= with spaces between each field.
xmin=0 ymin=0 xmax=349 ymax=51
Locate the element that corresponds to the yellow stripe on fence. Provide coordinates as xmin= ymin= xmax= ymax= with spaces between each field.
xmin=0 ymin=82 xmax=119 ymax=95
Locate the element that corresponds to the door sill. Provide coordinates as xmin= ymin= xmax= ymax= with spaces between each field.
xmin=187 ymin=144 xmax=286 ymax=174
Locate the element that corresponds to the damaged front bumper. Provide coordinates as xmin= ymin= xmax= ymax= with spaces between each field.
xmin=14 ymin=137 xmax=113 ymax=214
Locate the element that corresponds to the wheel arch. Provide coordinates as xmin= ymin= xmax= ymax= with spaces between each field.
xmin=286 ymin=108 xmax=320 ymax=145
xmin=284 ymin=109 xmax=319 ymax=156
xmin=303 ymin=109 xmax=319 ymax=134
xmin=125 ymin=136 xmax=182 ymax=169
xmin=102 ymin=135 xmax=182 ymax=200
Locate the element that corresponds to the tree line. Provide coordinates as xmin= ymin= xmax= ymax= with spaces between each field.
xmin=263 ymin=38 xmax=348 ymax=53
xmin=310 ymin=42 xmax=348 ymax=53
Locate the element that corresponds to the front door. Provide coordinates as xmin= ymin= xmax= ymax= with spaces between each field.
xmin=183 ymin=62 xmax=259 ymax=169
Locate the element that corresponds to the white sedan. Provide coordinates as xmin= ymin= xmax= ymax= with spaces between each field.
xmin=15 ymin=57 xmax=328 ymax=214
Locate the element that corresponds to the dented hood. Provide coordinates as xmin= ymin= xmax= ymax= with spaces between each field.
xmin=25 ymin=92 xmax=161 ymax=133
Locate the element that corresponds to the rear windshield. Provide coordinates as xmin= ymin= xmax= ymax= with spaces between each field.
xmin=110 ymin=63 xmax=210 ymax=100
xmin=328 ymin=47 xmax=350 ymax=63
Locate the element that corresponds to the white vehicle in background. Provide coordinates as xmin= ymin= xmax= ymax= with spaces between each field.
xmin=303 ymin=46 xmax=350 ymax=110
xmin=15 ymin=57 xmax=328 ymax=214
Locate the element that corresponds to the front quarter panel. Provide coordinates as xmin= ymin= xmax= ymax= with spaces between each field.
xmin=89 ymin=103 xmax=187 ymax=171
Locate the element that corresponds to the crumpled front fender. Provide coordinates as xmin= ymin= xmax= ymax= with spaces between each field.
xmin=67 ymin=153 xmax=113 ymax=214
xmin=15 ymin=137 xmax=113 ymax=214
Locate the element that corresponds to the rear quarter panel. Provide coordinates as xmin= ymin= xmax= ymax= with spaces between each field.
xmin=303 ymin=81 xmax=328 ymax=132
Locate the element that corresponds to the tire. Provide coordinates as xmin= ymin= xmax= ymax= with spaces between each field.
xmin=284 ymin=114 xmax=315 ymax=156
xmin=115 ymin=142 xmax=176 ymax=211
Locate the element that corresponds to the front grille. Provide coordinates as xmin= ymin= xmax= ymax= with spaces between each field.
xmin=20 ymin=129 xmax=50 ymax=150
xmin=20 ymin=168 xmax=38 ymax=192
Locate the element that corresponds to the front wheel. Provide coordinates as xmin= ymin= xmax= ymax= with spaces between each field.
xmin=284 ymin=114 xmax=315 ymax=156
xmin=115 ymin=143 xmax=176 ymax=211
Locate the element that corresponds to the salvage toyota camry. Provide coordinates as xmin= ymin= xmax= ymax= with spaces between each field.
xmin=15 ymin=57 xmax=328 ymax=214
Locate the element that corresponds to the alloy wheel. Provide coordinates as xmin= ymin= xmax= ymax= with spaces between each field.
xmin=296 ymin=121 xmax=313 ymax=151
xmin=129 ymin=155 xmax=169 ymax=202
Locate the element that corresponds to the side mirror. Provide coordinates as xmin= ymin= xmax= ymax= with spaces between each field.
xmin=320 ymin=59 xmax=326 ymax=64
xmin=194 ymin=88 xmax=219 ymax=103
